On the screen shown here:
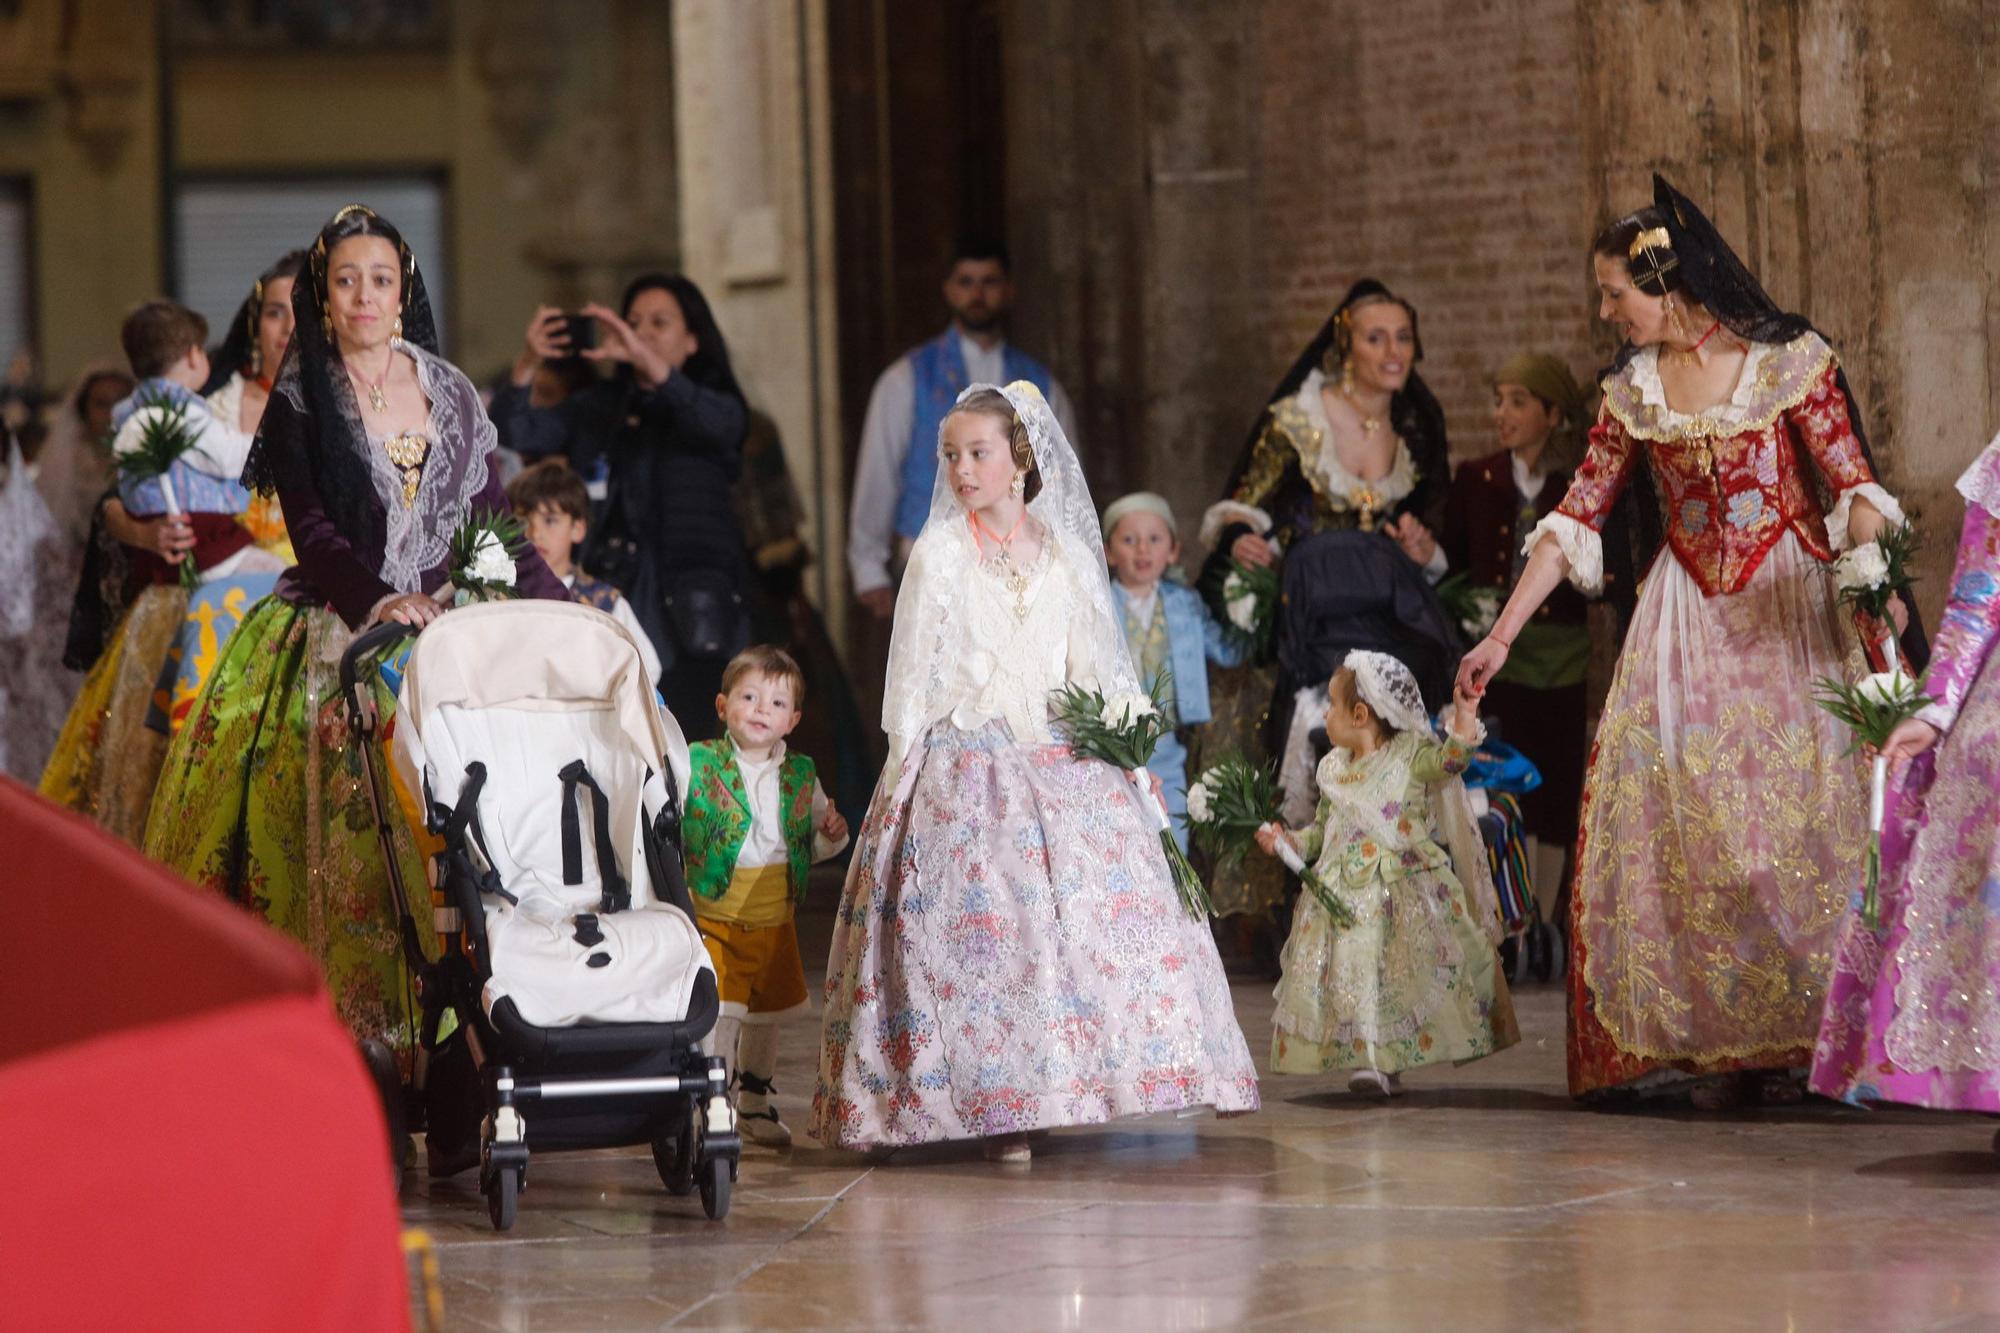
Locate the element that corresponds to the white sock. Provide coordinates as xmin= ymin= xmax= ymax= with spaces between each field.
xmin=737 ymin=1021 xmax=780 ymax=1101
xmin=704 ymin=1014 xmax=743 ymax=1072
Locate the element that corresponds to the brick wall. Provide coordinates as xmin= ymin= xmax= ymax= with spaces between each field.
xmin=1248 ymin=0 xmax=1598 ymax=472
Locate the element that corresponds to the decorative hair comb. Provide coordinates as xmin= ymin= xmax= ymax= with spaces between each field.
xmin=1628 ymin=226 xmax=1672 ymax=259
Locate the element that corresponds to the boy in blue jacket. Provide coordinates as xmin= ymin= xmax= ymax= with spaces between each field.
xmin=1103 ymin=492 xmax=1246 ymax=851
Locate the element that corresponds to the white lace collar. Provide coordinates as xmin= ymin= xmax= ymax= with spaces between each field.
xmin=1607 ymin=331 xmax=1833 ymax=443
xmin=1289 ymin=368 xmax=1416 ymax=509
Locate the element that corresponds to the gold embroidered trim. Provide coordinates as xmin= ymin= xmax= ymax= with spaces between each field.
xmin=1603 ymin=333 xmax=1835 ymax=444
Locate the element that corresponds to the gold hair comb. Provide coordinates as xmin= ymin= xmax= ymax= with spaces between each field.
xmin=1628 ymin=226 xmax=1672 ymax=259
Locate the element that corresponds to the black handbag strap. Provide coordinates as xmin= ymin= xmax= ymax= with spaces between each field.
xmin=559 ymin=759 xmax=630 ymax=913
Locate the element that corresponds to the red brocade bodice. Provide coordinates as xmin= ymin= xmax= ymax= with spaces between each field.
xmin=1555 ymin=332 xmax=1878 ymax=597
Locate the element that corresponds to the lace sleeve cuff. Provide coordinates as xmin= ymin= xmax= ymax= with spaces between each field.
xmin=1522 ymin=512 xmax=1603 ymax=595
xmin=1916 ymin=700 xmax=1961 ymax=738
xmin=1199 ymin=500 xmax=1272 ymax=550
xmin=1824 ymin=482 xmax=1906 ymax=552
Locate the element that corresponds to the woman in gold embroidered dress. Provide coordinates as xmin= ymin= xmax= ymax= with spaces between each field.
xmin=1458 ymin=176 xmax=1920 ymax=1105
xmin=1196 ymin=279 xmax=1453 ymax=932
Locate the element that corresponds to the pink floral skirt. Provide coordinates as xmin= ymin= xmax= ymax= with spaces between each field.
xmin=1811 ymin=640 xmax=2000 ymax=1111
xmin=810 ymin=722 xmax=1260 ymax=1149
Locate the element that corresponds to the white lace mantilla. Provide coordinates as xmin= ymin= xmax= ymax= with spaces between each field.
xmin=280 ymin=338 xmax=495 ymax=595
xmin=881 ymin=380 xmax=1141 ymax=768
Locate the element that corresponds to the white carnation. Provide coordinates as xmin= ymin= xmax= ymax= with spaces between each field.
xmin=468 ymin=531 xmax=517 ymax=587
xmin=1097 ymin=693 xmax=1157 ymax=730
xmin=1185 ymin=781 xmax=1212 ymax=823
xmin=1834 ymin=541 xmax=1889 ymax=592
xmin=1226 ymin=592 xmax=1258 ymax=631
xmin=110 ymin=406 xmax=169 ymax=459
xmin=1856 ymin=671 xmax=1913 ymax=707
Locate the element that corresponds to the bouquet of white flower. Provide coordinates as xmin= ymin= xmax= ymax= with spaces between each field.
xmin=1831 ymin=522 xmax=1917 ymax=672
xmin=111 ymin=394 xmax=203 ymax=590
xmin=1435 ymin=573 xmax=1503 ymax=642
xmin=1217 ymin=559 xmax=1279 ymax=657
xmin=1048 ymin=675 xmax=1210 ymax=918
xmin=1813 ymin=668 xmax=1933 ymax=928
xmin=1187 ymin=754 xmax=1353 ymax=929
xmin=446 ymin=511 xmax=529 ymax=605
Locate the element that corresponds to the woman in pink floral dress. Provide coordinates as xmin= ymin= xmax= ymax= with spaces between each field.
xmin=810 ymin=382 xmax=1258 ymax=1163
xmin=1812 ymin=432 xmax=2000 ymax=1114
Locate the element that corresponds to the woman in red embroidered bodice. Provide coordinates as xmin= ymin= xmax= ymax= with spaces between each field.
xmin=1456 ymin=178 xmax=1910 ymax=1105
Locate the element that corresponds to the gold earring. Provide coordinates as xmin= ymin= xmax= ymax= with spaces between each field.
xmin=1010 ymin=472 xmax=1026 ymax=499
xmin=1341 ymin=360 xmax=1356 ymax=395
xmin=393 ymin=314 xmax=403 ymax=340
xmin=322 ymin=313 xmax=333 ymax=342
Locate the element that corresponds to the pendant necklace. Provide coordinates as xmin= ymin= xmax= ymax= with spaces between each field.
xmin=969 ymin=509 xmax=1031 ymax=619
xmin=350 ymin=348 xmax=393 ymax=413
xmin=1338 ymin=382 xmax=1385 ymax=435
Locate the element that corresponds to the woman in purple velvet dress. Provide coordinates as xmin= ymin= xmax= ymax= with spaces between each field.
xmin=145 ymin=205 xmax=566 ymax=1054
xmin=1812 ymin=431 xmax=2000 ymax=1116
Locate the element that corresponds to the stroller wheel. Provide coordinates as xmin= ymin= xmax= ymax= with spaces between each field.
xmin=653 ymin=1100 xmax=700 ymax=1196
xmin=699 ymin=1155 xmax=733 ymax=1221
xmin=356 ymin=1038 xmax=408 ymax=1188
xmin=486 ymin=1163 xmax=518 ymax=1231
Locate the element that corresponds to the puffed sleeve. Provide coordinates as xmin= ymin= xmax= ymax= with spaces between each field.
xmin=1790 ymin=358 xmax=1905 ymax=551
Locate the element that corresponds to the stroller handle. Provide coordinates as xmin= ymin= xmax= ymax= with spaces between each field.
xmin=339 ymin=620 xmax=417 ymax=698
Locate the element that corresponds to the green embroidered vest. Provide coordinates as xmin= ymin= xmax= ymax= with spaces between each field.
xmin=684 ymin=738 xmax=817 ymax=901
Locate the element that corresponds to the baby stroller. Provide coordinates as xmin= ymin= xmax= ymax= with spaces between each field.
xmin=339 ymin=600 xmax=739 ymax=1232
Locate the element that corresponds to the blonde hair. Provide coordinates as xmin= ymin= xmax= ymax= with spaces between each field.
xmin=946 ymin=387 xmax=1040 ymax=503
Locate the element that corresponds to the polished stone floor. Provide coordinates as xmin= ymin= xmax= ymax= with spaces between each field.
xmin=404 ymin=959 xmax=2000 ymax=1331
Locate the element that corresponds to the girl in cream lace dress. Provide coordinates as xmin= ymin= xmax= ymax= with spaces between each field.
xmin=1256 ymin=652 xmax=1516 ymax=1096
xmin=810 ymin=382 xmax=1259 ymax=1161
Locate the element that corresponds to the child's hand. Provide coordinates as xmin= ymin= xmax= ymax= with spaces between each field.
xmin=1449 ymin=681 xmax=1482 ymax=741
xmin=1253 ymin=822 xmax=1296 ymax=858
xmin=818 ymin=809 xmax=849 ymax=844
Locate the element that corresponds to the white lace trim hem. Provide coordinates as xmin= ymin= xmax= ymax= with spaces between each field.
xmin=1522 ymin=512 xmax=1603 ymax=595
xmin=1823 ymin=481 xmax=1906 ymax=552
xmin=1199 ymin=500 xmax=1272 ymax=549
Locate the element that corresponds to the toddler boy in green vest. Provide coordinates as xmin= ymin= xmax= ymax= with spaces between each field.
xmin=685 ymin=644 xmax=849 ymax=1147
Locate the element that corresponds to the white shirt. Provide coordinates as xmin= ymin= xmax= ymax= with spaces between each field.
xmin=561 ymin=572 xmax=663 ymax=690
xmin=731 ymin=741 xmax=847 ymax=868
xmin=1512 ymin=452 xmax=1549 ymax=504
xmin=847 ymin=329 xmax=1081 ymax=595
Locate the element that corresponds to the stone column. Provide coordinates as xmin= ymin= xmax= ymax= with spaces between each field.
xmin=673 ymin=0 xmax=846 ymax=628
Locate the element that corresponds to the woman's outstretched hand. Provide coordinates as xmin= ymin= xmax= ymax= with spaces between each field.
xmin=1878 ymin=716 xmax=1940 ymax=773
xmin=579 ymin=302 xmax=671 ymax=387
xmin=1456 ymin=636 xmax=1510 ymax=697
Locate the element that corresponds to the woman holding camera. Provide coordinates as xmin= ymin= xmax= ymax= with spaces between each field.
xmin=493 ymin=274 xmax=750 ymax=737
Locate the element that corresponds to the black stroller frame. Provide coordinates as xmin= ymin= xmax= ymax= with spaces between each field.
xmin=339 ymin=621 xmax=741 ymax=1231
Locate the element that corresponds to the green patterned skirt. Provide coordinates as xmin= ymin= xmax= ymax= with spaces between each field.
xmin=144 ymin=595 xmax=432 ymax=1053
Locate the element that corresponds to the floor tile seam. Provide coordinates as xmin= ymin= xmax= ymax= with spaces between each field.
xmin=662 ymin=1167 xmax=876 ymax=1328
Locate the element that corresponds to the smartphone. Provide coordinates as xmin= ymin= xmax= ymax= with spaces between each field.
xmin=562 ymin=313 xmax=597 ymax=352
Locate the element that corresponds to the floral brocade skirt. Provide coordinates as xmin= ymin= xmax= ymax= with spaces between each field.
xmin=810 ymin=721 xmax=1260 ymax=1149
xmin=38 ymin=584 xmax=187 ymax=845
xmin=1811 ymin=633 xmax=2000 ymax=1111
xmin=1273 ymin=866 xmax=1518 ymax=1076
xmin=143 ymin=595 xmax=431 ymax=1054
xmin=1567 ymin=533 xmax=1867 ymax=1096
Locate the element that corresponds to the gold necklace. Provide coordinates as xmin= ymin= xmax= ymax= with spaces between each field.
xmin=350 ymin=348 xmax=393 ymax=413
xmin=1338 ymin=383 xmax=1385 ymax=434
xmin=381 ymin=432 xmax=429 ymax=508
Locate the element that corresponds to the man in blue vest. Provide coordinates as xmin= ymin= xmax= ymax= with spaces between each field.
xmin=847 ymin=240 xmax=1079 ymax=619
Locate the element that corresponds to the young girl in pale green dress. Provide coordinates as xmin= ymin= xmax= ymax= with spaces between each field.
xmin=1255 ymin=650 xmax=1517 ymax=1096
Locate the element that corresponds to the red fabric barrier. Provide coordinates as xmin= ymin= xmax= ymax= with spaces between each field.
xmin=0 ymin=778 xmax=409 ymax=1331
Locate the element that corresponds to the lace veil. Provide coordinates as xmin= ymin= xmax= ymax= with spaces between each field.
xmin=880 ymin=379 xmax=1139 ymax=763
